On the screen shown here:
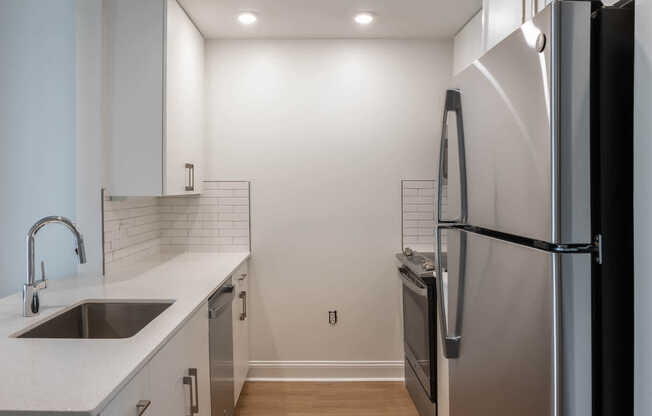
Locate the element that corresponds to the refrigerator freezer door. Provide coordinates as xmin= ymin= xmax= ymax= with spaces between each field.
xmin=442 ymin=228 xmax=555 ymax=416
xmin=438 ymin=227 xmax=591 ymax=416
xmin=442 ymin=2 xmax=592 ymax=245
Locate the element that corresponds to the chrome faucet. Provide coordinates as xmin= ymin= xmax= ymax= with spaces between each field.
xmin=23 ymin=216 xmax=87 ymax=317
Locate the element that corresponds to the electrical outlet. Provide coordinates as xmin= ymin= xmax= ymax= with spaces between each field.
xmin=328 ymin=310 xmax=337 ymax=326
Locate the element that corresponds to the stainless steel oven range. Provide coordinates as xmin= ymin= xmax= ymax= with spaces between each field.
xmin=397 ymin=250 xmax=439 ymax=416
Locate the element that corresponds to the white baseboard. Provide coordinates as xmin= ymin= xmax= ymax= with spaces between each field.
xmin=247 ymin=360 xmax=405 ymax=382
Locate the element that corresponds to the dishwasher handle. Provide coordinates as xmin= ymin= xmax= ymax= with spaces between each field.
xmin=183 ymin=369 xmax=199 ymax=415
xmin=209 ymin=284 xmax=234 ymax=300
xmin=208 ymin=281 xmax=234 ymax=319
xmin=208 ymin=303 xmax=232 ymax=319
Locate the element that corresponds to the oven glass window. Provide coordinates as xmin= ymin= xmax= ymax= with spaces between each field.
xmin=403 ymin=280 xmax=431 ymax=394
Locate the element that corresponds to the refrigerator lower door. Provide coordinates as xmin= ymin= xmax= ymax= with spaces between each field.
xmin=439 ymin=228 xmax=591 ymax=416
xmin=440 ymin=1 xmax=592 ymax=245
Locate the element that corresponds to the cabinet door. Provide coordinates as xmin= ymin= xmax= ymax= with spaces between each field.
xmin=103 ymin=0 xmax=165 ymax=196
xmin=233 ymin=263 xmax=250 ymax=404
xmin=165 ymin=0 xmax=204 ymax=196
xmin=483 ymin=0 xmax=524 ymax=51
xmin=148 ymin=323 xmax=190 ymax=416
xmin=538 ymin=0 xmax=551 ymax=13
xmin=100 ymin=365 xmax=151 ymax=416
xmin=232 ymin=276 xmax=242 ymax=404
xmin=149 ymin=303 xmax=211 ymax=416
xmin=453 ymin=11 xmax=484 ymax=75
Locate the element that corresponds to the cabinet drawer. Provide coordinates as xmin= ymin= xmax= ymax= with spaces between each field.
xmin=100 ymin=365 xmax=151 ymax=416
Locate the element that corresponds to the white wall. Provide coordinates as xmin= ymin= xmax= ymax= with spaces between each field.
xmin=453 ymin=10 xmax=483 ymax=75
xmin=635 ymin=0 xmax=652 ymax=414
xmin=0 ymin=1 xmax=78 ymax=297
xmin=205 ymin=39 xmax=452 ymax=377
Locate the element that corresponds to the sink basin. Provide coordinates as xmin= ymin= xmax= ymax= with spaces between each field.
xmin=17 ymin=301 xmax=174 ymax=339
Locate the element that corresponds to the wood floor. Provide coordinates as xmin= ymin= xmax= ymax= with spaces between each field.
xmin=235 ymin=382 xmax=420 ymax=416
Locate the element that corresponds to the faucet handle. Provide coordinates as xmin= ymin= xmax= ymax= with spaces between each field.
xmin=35 ymin=261 xmax=47 ymax=290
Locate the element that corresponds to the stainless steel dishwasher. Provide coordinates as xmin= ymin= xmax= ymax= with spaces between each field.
xmin=209 ymin=278 xmax=235 ymax=416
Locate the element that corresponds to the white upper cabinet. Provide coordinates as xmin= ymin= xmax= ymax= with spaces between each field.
xmin=482 ymin=0 xmax=551 ymax=52
xmin=453 ymin=10 xmax=484 ymax=75
xmin=453 ymin=0 xmax=551 ymax=71
xmin=483 ymin=0 xmax=524 ymax=51
xmin=538 ymin=0 xmax=552 ymax=13
xmin=103 ymin=0 xmax=204 ymax=197
xmin=165 ymin=0 xmax=204 ymax=196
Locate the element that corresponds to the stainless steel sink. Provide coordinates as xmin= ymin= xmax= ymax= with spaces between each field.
xmin=17 ymin=301 xmax=174 ymax=339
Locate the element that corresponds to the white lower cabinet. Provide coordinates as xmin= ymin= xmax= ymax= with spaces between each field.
xmin=149 ymin=302 xmax=211 ymax=416
xmin=100 ymin=303 xmax=211 ymax=416
xmin=99 ymin=263 xmax=251 ymax=416
xmin=232 ymin=262 xmax=250 ymax=404
xmin=100 ymin=364 xmax=151 ymax=416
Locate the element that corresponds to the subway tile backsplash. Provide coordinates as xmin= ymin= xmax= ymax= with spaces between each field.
xmin=401 ymin=180 xmax=446 ymax=253
xmin=160 ymin=181 xmax=250 ymax=253
xmin=103 ymin=181 xmax=250 ymax=273
xmin=103 ymin=196 xmax=161 ymax=271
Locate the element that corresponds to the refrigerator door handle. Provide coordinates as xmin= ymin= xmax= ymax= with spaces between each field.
xmin=437 ymin=89 xmax=468 ymax=225
xmin=436 ymin=225 xmax=465 ymax=359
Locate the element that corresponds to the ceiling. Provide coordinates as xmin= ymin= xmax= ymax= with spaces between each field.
xmin=177 ymin=0 xmax=482 ymax=39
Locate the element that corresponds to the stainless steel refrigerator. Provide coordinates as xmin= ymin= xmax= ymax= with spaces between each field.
xmin=435 ymin=2 xmax=633 ymax=416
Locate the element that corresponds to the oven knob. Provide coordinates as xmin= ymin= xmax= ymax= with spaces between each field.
xmin=423 ymin=261 xmax=435 ymax=271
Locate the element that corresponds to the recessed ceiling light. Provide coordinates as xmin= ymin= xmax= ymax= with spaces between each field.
xmin=354 ymin=12 xmax=374 ymax=25
xmin=238 ymin=12 xmax=257 ymax=25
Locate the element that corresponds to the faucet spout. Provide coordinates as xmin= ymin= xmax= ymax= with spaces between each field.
xmin=24 ymin=216 xmax=87 ymax=317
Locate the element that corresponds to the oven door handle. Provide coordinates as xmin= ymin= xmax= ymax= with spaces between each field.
xmin=398 ymin=268 xmax=428 ymax=297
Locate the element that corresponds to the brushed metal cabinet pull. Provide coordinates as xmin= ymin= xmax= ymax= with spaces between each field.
xmin=239 ymin=291 xmax=247 ymax=321
xmin=183 ymin=368 xmax=199 ymax=414
xmin=136 ymin=400 xmax=151 ymax=415
xmin=185 ymin=163 xmax=195 ymax=191
xmin=183 ymin=376 xmax=195 ymax=415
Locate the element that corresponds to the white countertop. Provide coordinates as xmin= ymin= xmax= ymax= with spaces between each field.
xmin=0 ymin=251 xmax=250 ymax=415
